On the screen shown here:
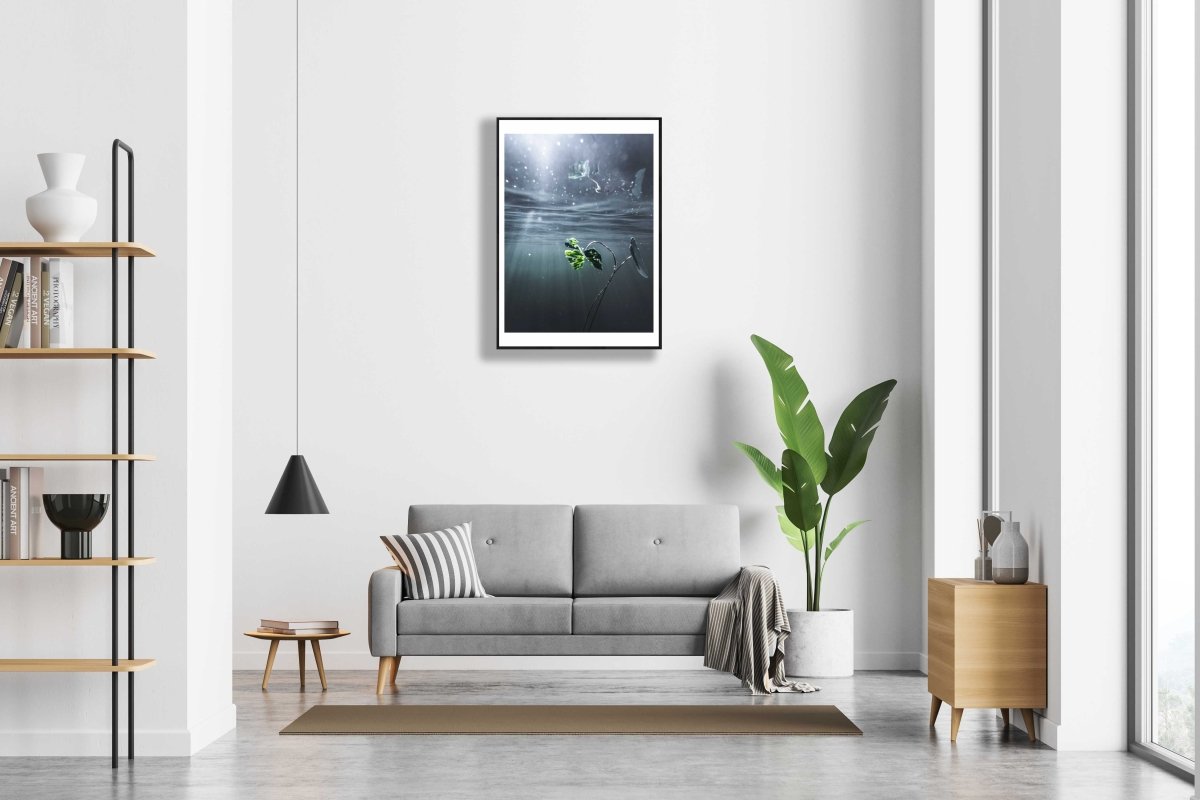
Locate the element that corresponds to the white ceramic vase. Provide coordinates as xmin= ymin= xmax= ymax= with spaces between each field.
xmin=991 ymin=520 xmax=1030 ymax=584
xmin=26 ymin=153 xmax=97 ymax=242
xmin=784 ymin=608 xmax=854 ymax=677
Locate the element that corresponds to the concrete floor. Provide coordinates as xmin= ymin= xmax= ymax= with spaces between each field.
xmin=0 ymin=669 xmax=1192 ymax=799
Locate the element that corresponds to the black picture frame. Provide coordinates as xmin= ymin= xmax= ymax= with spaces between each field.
xmin=496 ymin=117 xmax=662 ymax=350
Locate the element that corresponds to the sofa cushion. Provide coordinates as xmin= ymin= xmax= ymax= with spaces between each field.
xmin=573 ymin=505 xmax=740 ymax=596
xmin=572 ymin=596 xmax=711 ymax=635
xmin=397 ymin=597 xmax=573 ymax=635
xmin=380 ymin=523 xmax=489 ymax=599
xmin=409 ymin=505 xmax=573 ymax=597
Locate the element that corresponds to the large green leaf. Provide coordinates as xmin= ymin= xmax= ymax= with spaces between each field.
xmin=777 ymin=506 xmax=814 ymax=552
xmin=734 ymin=442 xmax=782 ymax=497
xmin=823 ymin=519 xmax=867 ymax=561
xmin=751 ymin=335 xmax=827 ymax=483
xmin=781 ymin=449 xmax=822 ymax=534
xmin=821 ymin=379 xmax=897 ymax=496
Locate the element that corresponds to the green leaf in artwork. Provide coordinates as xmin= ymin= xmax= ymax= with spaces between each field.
xmin=584 ymin=248 xmax=604 ymax=270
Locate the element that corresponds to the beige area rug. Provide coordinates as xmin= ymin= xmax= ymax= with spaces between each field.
xmin=280 ymin=704 xmax=862 ymax=736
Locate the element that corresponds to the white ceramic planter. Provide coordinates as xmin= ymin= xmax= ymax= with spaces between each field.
xmin=784 ymin=608 xmax=854 ymax=677
xmin=26 ymin=153 xmax=97 ymax=242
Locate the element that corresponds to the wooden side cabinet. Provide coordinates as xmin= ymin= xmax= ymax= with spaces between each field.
xmin=928 ymin=578 xmax=1047 ymax=742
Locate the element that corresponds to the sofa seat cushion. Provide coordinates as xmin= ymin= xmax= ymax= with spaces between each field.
xmin=572 ymin=596 xmax=711 ymax=635
xmin=397 ymin=597 xmax=572 ymax=635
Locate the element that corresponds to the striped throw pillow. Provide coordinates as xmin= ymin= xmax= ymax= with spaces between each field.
xmin=380 ymin=523 xmax=489 ymax=600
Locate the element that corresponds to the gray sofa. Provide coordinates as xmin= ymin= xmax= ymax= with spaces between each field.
xmin=368 ymin=504 xmax=740 ymax=692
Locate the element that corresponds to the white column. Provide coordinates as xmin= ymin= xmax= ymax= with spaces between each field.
xmin=920 ymin=0 xmax=985 ymax=672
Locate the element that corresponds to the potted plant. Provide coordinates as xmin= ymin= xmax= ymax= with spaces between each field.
xmin=735 ymin=334 xmax=896 ymax=677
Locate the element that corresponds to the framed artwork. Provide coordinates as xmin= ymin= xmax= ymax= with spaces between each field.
xmin=497 ymin=117 xmax=661 ymax=349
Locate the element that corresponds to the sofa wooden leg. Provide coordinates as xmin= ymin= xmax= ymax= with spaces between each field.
xmin=376 ymin=657 xmax=397 ymax=694
xmin=389 ymin=655 xmax=400 ymax=686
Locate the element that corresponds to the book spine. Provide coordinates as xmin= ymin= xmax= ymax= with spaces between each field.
xmin=0 ymin=472 xmax=7 ymax=560
xmin=0 ymin=260 xmax=18 ymax=345
xmin=40 ymin=260 xmax=50 ymax=347
xmin=5 ymin=468 xmax=21 ymax=559
xmin=0 ymin=260 xmax=12 ymax=330
xmin=57 ymin=261 xmax=74 ymax=348
xmin=1 ymin=263 xmax=24 ymax=348
xmin=24 ymin=258 xmax=40 ymax=348
xmin=16 ymin=467 xmax=31 ymax=559
xmin=27 ymin=468 xmax=43 ymax=559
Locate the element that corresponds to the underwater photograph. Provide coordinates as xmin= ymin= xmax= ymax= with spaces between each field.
xmin=497 ymin=118 xmax=660 ymax=349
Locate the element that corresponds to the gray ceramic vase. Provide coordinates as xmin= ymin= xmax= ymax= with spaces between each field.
xmin=991 ymin=521 xmax=1029 ymax=584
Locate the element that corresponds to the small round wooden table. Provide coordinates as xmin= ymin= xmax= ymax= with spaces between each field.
xmin=243 ymin=630 xmax=350 ymax=691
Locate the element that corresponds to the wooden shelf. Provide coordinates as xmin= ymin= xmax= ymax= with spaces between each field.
xmin=0 ymin=557 xmax=155 ymax=567
xmin=0 ymin=348 xmax=156 ymax=360
xmin=0 ymin=242 xmax=155 ymax=258
xmin=0 ymin=659 xmax=156 ymax=673
xmin=0 ymin=453 xmax=155 ymax=462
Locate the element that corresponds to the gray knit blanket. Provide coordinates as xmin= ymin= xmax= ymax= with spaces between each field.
xmin=704 ymin=566 xmax=819 ymax=695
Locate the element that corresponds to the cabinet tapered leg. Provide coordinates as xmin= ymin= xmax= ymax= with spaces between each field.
xmin=377 ymin=656 xmax=397 ymax=694
xmin=1001 ymin=708 xmax=1010 ymax=729
xmin=312 ymin=640 xmax=328 ymax=690
xmin=298 ymin=640 xmax=306 ymax=690
xmin=261 ymin=640 xmax=280 ymax=690
xmin=950 ymin=707 xmax=964 ymax=741
xmin=1020 ymin=708 xmax=1037 ymax=742
xmin=929 ymin=695 xmax=943 ymax=726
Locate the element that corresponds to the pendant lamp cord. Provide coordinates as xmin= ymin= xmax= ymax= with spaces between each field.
xmin=295 ymin=0 xmax=301 ymax=456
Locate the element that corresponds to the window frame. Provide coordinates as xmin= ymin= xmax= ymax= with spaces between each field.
xmin=1128 ymin=0 xmax=1196 ymax=780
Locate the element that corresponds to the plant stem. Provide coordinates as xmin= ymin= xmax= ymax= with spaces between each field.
xmin=583 ymin=254 xmax=632 ymax=331
xmin=800 ymin=525 xmax=814 ymax=611
xmin=813 ymin=497 xmax=832 ymax=611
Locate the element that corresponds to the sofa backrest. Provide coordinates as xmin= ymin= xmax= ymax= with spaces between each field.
xmin=408 ymin=505 xmax=573 ymax=597
xmin=573 ymin=505 xmax=740 ymax=597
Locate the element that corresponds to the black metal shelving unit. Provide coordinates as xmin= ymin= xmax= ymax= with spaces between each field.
xmin=0 ymin=139 xmax=156 ymax=769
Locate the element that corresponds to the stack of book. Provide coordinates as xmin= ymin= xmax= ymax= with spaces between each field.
xmin=0 ymin=468 xmax=45 ymax=559
xmin=0 ymin=257 xmax=74 ymax=349
xmin=257 ymin=618 xmax=339 ymax=635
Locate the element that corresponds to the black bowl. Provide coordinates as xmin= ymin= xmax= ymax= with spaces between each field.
xmin=42 ymin=494 xmax=110 ymax=533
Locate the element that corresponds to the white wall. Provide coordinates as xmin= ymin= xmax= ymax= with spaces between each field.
xmin=0 ymin=0 xmax=233 ymax=756
xmin=233 ymin=0 xmax=926 ymax=671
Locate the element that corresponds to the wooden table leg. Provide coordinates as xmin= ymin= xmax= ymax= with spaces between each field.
xmin=298 ymin=639 xmax=307 ymax=690
xmin=312 ymin=640 xmax=328 ymax=690
xmin=929 ymin=695 xmax=943 ymax=726
xmin=1020 ymin=708 xmax=1037 ymax=743
xmin=1001 ymin=708 xmax=1010 ymax=729
xmin=261 ymin=639 xmax=280 ymax=690
xmin=950 ymin=707 xmax=964 ymax=742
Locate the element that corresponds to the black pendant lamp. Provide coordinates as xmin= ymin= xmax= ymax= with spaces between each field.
xmin=266 ymin=0 xmax=328 ymax=515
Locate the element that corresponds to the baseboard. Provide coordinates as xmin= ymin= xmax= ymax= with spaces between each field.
xmin=918 ymin=652 xmax=929 ymax=675
xmin=0 ymin=703 xmax=237 ymax=757
xmin=234 ymin=649 xmax=924 ymax=672
xmin=854 ymin=651 xmax=923 ymax=671
xmin=994 ymin=709 xmax=1060 ymax=750
xmin=188 ymin=703 xmax=237 ymax=755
